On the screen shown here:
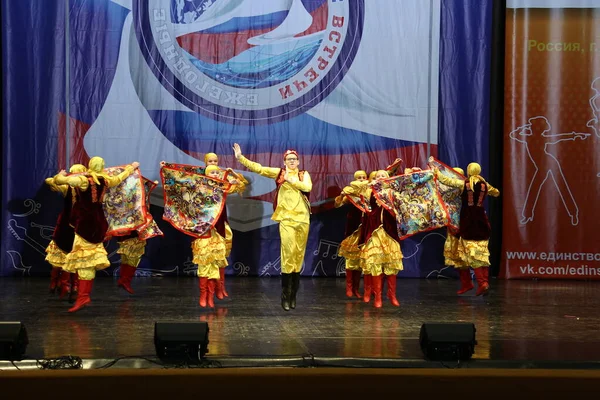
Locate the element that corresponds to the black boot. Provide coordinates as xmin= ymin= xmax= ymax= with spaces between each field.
xmin=281 ymin=273 xmax=292 ymax=311
xmin=290 ymin=272 xmax=300 ymax=309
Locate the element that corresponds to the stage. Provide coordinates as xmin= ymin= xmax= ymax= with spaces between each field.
xmin=2 ymin=277 xmax=600 ymax=370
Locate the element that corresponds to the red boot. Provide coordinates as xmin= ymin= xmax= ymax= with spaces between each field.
xmin=352 ymin=270 xmax=362 ymax=298
xmin=59 ymin=270 xmax=71 ymax=299
xmin=372 ymin=275 xmax=383 ymax=308
xmin=220 ymin=268 xmax=229 ymax=298
xmin=72 ymin=273 xmax=79 ymax=293
xmin=117 ymin=264 xmax=136 ymax=294
xmin=457 ymin=268 xmax=474 ymax=295
xmin=345 ymin=270 xmax=354 ymax=298
xmin=68 ymin=279 xmax=93 ymax=313
xmin=68 ymin=273 xmax=79 ymax=303
xmin=49 ymin=268 xmax=61 ymax=293
xmin=362 ymin=274 xmax=372 ymax=303
xmin=198 ymin=277 xmax=208 ymax=307
xmin=207 ymin=279 xmax=216 ymax=308
xmin=386 ymin=274 xmax=400 ymax=307
xmin=215 ymin=270 xmax=224 ymax=300
xmin=474 ymin=267 xmax=489 ymax=296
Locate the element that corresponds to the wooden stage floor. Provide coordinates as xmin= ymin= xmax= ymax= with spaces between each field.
xmin=1 ymin=277 xmax=599 ymax=368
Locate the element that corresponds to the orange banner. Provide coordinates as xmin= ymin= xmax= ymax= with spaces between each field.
xmin=502 ymin=7 xmax=600 ymax=279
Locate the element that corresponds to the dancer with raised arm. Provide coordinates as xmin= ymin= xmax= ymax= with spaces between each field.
xmin=233 ymin=143 xmax=312 ymax=311
xmin=203 ymin=152 xmax=248 ymax=299
xmin=44 ymin=164 xmax=87 ymax=301
xmin=359 ymin=170 xmax=403 ymax=308
xmin=54 ymin=157 xmax=138 ymax=312
xmin=335 ymin=170 xmax=369 ymax=298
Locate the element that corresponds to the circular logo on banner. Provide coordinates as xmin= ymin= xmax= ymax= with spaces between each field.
xmin=133 ymin=0 xmax=363 ymax=124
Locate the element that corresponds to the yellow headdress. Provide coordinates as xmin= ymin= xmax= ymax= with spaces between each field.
xmin=354 ymin=170 xmax=367 ymax=179
xmin=375 ymin=170 xmax=389 ymax=179
xmin=467 ymin=162 xmax=486 ymax=189
xmin=204 ymin=153 xmax=218 ymax=165
xmin=69 ymin=164 xmax=87 ymax=173
xmin=205 ymin=165 xmax=220 ymax=175
xmin=88 ymin=156 xmax=108 ymax=185
xmin=368 ymin=171 xmax=377 ymax=181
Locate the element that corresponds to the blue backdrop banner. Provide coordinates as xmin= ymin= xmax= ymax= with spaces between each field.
xmin=1 ymin=0 xmax=491 ymax=277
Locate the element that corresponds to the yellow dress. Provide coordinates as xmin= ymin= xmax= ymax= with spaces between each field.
xmin=192 ymin=181 xmax=241 ymax=278
xmin=237 ymin=155 xmax=312 ymax=274
xmin=54 ymin=166 xmax=135 ymax=280
xmin=336 ymin=180 xmax=369 ymax=271
xmin=117 ymin=236 xmax=147 ymax=268
xmin=443 ymin=232 xmax=466 ymax=268
xmin=44 ymin=175 xmax=72 ymax=268
xmin=359 ymin=190 xmax=404 ymax=276
xmin=436 ymin=173 xmax=500 ymax=268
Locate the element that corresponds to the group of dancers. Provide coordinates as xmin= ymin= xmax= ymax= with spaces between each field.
xmin=336 ymin=157 xmax=500 ymax=308
xmin=44 ymin=145 xmax=499 ymax=313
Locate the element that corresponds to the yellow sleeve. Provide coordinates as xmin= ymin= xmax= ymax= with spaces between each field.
xmin=225 ymin=183 xmax=241 ymax=195
xmin=226 ymin=173 xmax=247 ymax=194
xmin=45 ymin=175 xmax=69 ymax=196
xmin=487 ymin=184 xmax=500 ymax=197
xmin=227 ymin=170 xmax=250 ymax=185
xmin=237 ymin=155 xmax=280 ymax=179
xmin=334 ymin=194 xmax=348 ymax=208
xmin=54 ymin=174 xmax=89 ymax=191
xmin=104 ymin=165 xmax=136 ymax=188
xmin=290 ymin=170 xmax=312 ymax=192
xmin=56 ymin=184 xmax=68 ymax=197
xmin=436 ymin=172 xmax=464 ymax=189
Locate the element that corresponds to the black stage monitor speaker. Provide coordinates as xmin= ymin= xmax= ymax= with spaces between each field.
xmin=154 ymin=322 xmax=209 ymax=363
xmin=0 ymin=322 xmax=28 ymax=361
xmin=419 ymin=323 xmax=476 ymax=361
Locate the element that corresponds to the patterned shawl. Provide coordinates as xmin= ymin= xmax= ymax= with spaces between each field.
xmin=428 ymin=159 xmax=464 ymax=235
xmin=137 ymin=177 xmax=164 ymax=240
xmin=103 ymin=166 xmax=148 ymax=238
xmin=371 ymin=170 xmax=448 ymax=240
xmin=161 ymin=163 xmax=231 ymax=238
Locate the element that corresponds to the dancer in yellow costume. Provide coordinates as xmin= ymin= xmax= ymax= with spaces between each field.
xmin=192 ymin=165 xmax=242 ymax=308
xmin=335 ymin=170 xmax=369 ymax=299
xmin=203 ymin=152 xmax=248 ymax=299
xmin=115 ymin=231 xmax=146 ymax=294
xmin=54 ymin=157 xmax=138 ymax=312
xmin=359 ymin=170 xmax=403 ymax=308
xmin=434 ymin=162 xmax=500 ymax=296
xmin=45 ymin=164 xmax=87 ymax=301
xmin=232 ymin=143 xmax=312 ymax=311
xmin=439 ymin=166 xmax=473 ymax=294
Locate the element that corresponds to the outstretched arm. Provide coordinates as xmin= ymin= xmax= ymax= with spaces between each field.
xmin=543 ymin=131 xmax=589 ymax=145
xmin=104 ymin=163 xmax=138 ymax=188
xmin=233 ymin=143 xmax=280 ymax=179
xmin=487 ymin=183 xmax=500 ymax=197
xmin=435 ymin=169 xmax=464 ymax=189
xmin=45 ymin=174 xmax=69 ymax=196
xmin=385 ymin=158 xmax=403 ymax=176
xmin=54 ymin=171 xmax=89 ymax=190
xmin=334 ymin=194 xmax=348 ymax=208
